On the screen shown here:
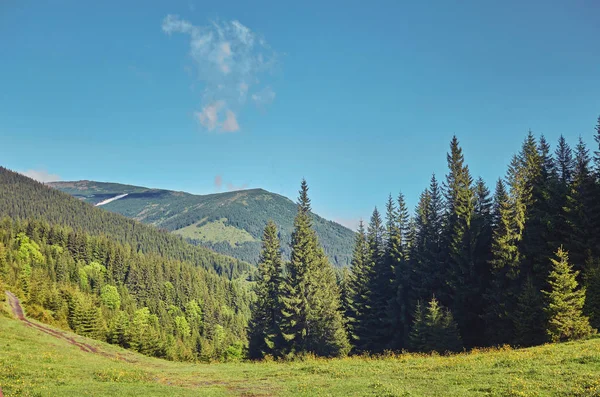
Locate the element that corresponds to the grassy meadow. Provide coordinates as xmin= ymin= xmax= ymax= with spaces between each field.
xmin=1 ymin=297 xmax=599 ymax=397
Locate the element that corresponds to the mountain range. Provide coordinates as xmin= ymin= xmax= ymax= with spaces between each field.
xmin=49 ymin=181 xmax=356 ymax=266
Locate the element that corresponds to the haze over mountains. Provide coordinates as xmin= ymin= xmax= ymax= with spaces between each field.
xmin=49 ymin=180 xmax=356 ymax=266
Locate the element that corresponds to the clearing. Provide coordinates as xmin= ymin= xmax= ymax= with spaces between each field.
xmin=0 ymin=291 xmax=599 ymax=396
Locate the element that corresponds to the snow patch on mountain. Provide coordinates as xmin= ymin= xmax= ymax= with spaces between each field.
xmin=96 ymin=194 xmax=128 ymax=206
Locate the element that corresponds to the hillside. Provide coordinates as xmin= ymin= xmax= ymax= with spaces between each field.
xmin=0 ymin=166 xmax=254 ymax=363
xmin=0 ymin=168 xmax=251 ymax=279
xmin=2 ymin=299 xmax=600 ymax=397
xmin=49 ymin=180 xmax=356 ymax=266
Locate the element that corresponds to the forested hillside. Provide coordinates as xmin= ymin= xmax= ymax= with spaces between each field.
xmin=0 ymin=168 xmax=251 ymax=279
xmin=0 ymin=168 xmax=256 ymax=361
xmin=49 ymin=181 xmax=355 ymax=266
xmin=0 ymin=217 xmax=251 ymax=361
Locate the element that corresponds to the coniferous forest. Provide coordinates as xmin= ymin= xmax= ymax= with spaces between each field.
xmin=248 ymin=117 xmax=600 ymax=358
xmin=1 ymin=116 xmax=600 ymax=362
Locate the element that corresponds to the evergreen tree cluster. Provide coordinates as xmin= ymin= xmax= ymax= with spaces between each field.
xmin=340 ymin=119 xmax=600 ymax=354
xmin=0 ymin=218 xmax=250 ymax=362
xmin=249 ymin=181 xmax=350 ymax=358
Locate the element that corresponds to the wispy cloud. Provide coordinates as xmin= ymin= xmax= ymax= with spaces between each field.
xmin=214 ymin=174 xmax=248 ymax=191
xmin=21 ymin=169 xmax=61 ymax=183
xmin=252 ymin=86 xmax=276 ymax=108
xmin=162 ymin=15 xmax=278 ymax=132
xmin=333 ymin=217 xmax=362 ymax=231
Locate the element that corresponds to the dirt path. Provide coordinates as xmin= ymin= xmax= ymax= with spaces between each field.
xmin=5 ymin=291 xmax=134 ymax=361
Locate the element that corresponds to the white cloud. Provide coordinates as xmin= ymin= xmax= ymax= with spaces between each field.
xmin=21 ymin=169 xmax=61 ymax=183
xmin=333 ymin=217 xmax=362 ymax=231
xmin=162 ymin=15 xmax=278 ymax=132
xmin=252 ymin=86 xmax=276 ymax=107
xmin=222 ymin=110 xmax=239 ymax=132
xmin=195 ymin=100 xmax=224 ymax=131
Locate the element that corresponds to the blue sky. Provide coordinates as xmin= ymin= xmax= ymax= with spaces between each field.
xmin=1 ymin=0 xmax=599 ymax=229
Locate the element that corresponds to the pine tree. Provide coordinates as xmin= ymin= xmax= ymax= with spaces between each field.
xmin=484 ymin=178 xmax=521 ymax=345
xmin=468 ymin=178 xmax=493 ymax=346
xmin=362 ymin=207 xmax=386 ymax=352
xmin=408 ymin=301 xmax=425 ymax=352
xmin=443 ymin=136 xmax=481 ymax=347
xmin=564 ymin=137 xmax=598 ymax=268
xmin=543 ymin=247 xmax=593 ymax=342
xmin=408 ymin=297 xmax=462 ymax=353
xmin=347 ymin=220 xmax=370 ymax=351
xmin=381 ymin=195 xmax=402 ymax=346
xmin=388 ymin=192 xmax=412 ymax=350
xmin=555 ymin=135 xmax=574 ymax=185
xmin=412 ymin=176 xmax=444 ymax=304
xmin=513 ymin=276 xmax=547 ymax=346
xmin=248 ymin=221 xmax=284 ymax=359
xmin=280 ymin=180 xmax=349 ymax=357
xmin=338 ymin=267 xmax=354 ymax=338
xmin=108 ymin=311 xmax=131 ymax=348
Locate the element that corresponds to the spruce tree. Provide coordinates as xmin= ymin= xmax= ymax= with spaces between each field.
xmin=513 ymin=276 xmax=547 ymax=346
xmin=362 ymin=207 xmax=386 ymax=352
xmin=347 ymin=220 xmax=369 ymax=350
xmin=469 ymin=177 xmax=493 ymax=346
xmin=388 ymin=192 xmax=412 ymax=350
xmin=248 ymin=221 xmax=284 ymax=359
xmin=280 ymin=180 xmax=349 ymax=357
xmin=484 ymin=178 xmax=521 ymax=345
xmin=543 ymin=247 xmax=593 ymax=342
xmin=555 ymin=135 xmax=574 ymax=185
xmin=408 ymin=297 xmax=462 ymax=353
xmin=412 ymin=177 xmax=444 ymax=305
xmin=564 ymin=137 xmax=598 ymax=268
xmin=443 ymin=136 xmax=480 ymax=347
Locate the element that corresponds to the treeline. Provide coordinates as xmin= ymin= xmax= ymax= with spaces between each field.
xmin=0 ymin=167 xmax=251 ymax=280
xmin=0 ymin=218 xmax=250 ymax=361
xmin=249 ymin=117 xmax=600 ymax=358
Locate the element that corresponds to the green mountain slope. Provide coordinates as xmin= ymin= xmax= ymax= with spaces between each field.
xmin=49 ymin=180 xmax=356 ymax=266
xmin=0 ymin=168 xmax=251 ymax=279
xmin=0 ymin=166 xmax=253 ymax=362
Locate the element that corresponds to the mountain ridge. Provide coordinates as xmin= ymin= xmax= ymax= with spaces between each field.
xmin=49 ymin=180 xmax=356 ymax=266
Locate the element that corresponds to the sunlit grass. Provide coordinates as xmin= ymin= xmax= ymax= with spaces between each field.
xmin=1 ymin=305 xmax=599 ymax=396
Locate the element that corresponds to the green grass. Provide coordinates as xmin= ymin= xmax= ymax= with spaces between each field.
xmin=174 ymin=218 xmax=256 ymax=246
xmin=1 ymin=303 xmax=600 ymax=396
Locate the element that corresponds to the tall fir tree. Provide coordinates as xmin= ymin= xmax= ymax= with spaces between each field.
xmin=543 ymin=247 xmax=594 ymax=342
xmin=347 ymin=221 xmax=369 ymax=351
xmin=443 ymin=136 xmax=482 ymax=347
xmin=362 ymin=207 xmax=386 ymax=352
xmin=484 ymin=177 xmax=521 ymax=345
xmin=412 ymin=176 xmax=444 ymax=305
xmin=280 ymin=180 xmax=350 ymax=357
xmin=248 ymin=221 xmax=284 ymax=359
xmin=555 ymin=135 xmax=574 ymax=185
xmin=564 ymin=137 xmax=596 ymax=270
xmin=388 ymin=192 xmax=412 ymax=350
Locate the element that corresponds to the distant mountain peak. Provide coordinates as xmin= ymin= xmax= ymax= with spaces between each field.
xmin=50 ymin=179 xmax=355 ymax=266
